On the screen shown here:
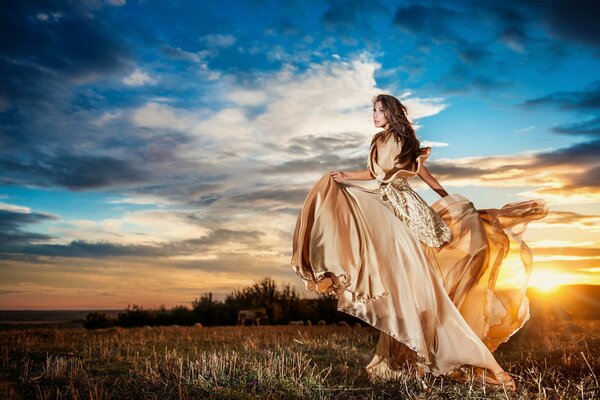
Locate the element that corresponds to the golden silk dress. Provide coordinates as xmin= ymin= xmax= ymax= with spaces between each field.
xmin=290 ymin=131 xmax=548 ymax=386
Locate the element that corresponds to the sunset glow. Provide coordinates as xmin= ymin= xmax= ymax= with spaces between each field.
xmin=528 ymin=270 xmax=568 ymax=293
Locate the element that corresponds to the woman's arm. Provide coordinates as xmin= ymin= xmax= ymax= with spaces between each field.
xmin=417 ymin=165 xmax=449 ymax=198
xmin=331 ymin=169 xmax=374 ymax=182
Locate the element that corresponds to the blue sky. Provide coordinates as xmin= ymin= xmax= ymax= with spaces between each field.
xmin=1 ymin=0 xmax=599 ymax=309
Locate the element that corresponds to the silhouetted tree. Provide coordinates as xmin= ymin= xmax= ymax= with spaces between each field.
xmin=83 ymin=312 xmax=115 ymax=330
xmin=85 ymin=275 xmax=362 ymax=328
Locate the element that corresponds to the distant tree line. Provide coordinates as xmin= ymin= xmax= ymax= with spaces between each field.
xmin=84 ymin=276 xmax=362 ymax=329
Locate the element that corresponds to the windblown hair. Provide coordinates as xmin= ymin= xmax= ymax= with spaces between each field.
xmin=371 ymin=94 xmax=421 ymax=168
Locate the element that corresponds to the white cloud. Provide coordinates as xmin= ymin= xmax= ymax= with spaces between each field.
xmin=36 ymin=12 xmax=62 ymax=22
xmin=94 ymin=110 xmax=122 ymax=126
xmin=0 ymin=202 xmax=31 ymax=213
xmin=125 ymin=56 xmax=451 ymax=213
xmin=128 ymin=54 xmax=449 ymax=178
xmin=55 ymin=210 xmax=211 ymax=245
xmin=421 ymin=140 xmax=449 ymax=147
xmin=131 ymin=102 xmax=201 ymax=132
xmin=190 ymin=56 xmax=447 ymax=162
xmin=398 ymin=92 xmax=447 ymax=120
xmin=514 ymin=126 xmax=535 ymax=134
xmin=163 ymin=45 xmax=206 ymax=63
xmin=199 ymin=63 xmax=221 ymax=81
xmin=529 ymin=240 xmax=595 ymax=248
xmin=106 ymin=195 xmax=175 ymax=206
xmin=106 ymin=0 xmax=126 ymax=6
xmin=227 ymin=90 xmax=268 ymax=106
xmin=200 ymin=34 xmax=237 ymax=48
xmin=123 ymin=68 xmax=156 ymax=86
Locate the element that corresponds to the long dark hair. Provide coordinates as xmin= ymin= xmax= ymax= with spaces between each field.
xmin=371 ymin=94 xmax=421 ymax=168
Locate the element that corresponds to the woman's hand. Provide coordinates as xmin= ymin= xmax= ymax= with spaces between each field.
xmin=330 ymin=170 xmax=349 ymax=182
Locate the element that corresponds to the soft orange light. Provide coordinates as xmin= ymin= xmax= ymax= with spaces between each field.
xmin=528 ymin=270 xmax=565 ymax=293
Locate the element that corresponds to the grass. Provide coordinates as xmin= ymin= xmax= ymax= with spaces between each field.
xmin=0 ymin=318 xmax=599 ymax=399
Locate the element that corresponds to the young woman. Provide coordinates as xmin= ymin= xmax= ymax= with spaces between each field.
xmin=291 ymin=94 xmax=548 ymax=390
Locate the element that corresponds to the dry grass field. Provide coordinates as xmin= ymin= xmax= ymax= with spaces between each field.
xmin=0 ymin=317 xmax=599 ymax=399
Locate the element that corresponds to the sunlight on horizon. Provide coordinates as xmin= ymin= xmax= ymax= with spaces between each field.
xmin=529 ymin=271 xmax=563 ymax=292
xmin=496 ymin=246 xmax=599 ymax=292
xmin=528 ymin=269 xmax=577 ymax=293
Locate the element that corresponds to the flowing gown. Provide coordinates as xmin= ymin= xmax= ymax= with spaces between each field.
xmin=290 ymin=131 xmax=548 ymax=387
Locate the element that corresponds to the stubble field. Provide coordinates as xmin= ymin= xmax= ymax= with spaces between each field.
xmin=0 ymin=318 xmax=599 ymax=399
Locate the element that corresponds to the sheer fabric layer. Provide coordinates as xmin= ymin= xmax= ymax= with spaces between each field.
xmin=426 ymin=195 xmax=549 ymax=351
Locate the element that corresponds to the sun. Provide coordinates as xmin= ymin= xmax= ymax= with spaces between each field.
xmin=528 ymin=270 xmax=566 ymax=293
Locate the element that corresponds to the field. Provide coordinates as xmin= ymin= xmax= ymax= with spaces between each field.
xmin=0 ymin=318 xmax=599 ymax=399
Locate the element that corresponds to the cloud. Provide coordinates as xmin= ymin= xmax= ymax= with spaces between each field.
xmin=8 ymin=240 xmax=166 ymax=259
xmin=510 ymin=84 xmax=600 ymax=198
xmin=390 ymin=1 xmax=597 ymax=96
xmin=530 ymin=211 xmax=600 ymax=232
xmin=36 ymin=12 xmax=64 ymax=22
xmin=393 ymin=3 xmax=461 ymax=44
xmin=0 ymin=150 xmax=148 ymax=190
xmin=0 ymin=207 xmax=59 ymax=247
xmin=199 ymin=34 xmax=237 ymax=48
xmin=123 ymin=68 xmax=157 ymax=86
xmin=421 ymin=141 xmax=449 ymax=147
xmin=540 ymin=211 xmax=600 ymax=226
xmin=514 ymin=126 xmax=535 ymax=134
xmin=0 ymin=1 xmax=132 ymax=110
xmin=1 ymin=222 xmax=268 ymax=264
xmin=190 ymin=56 xmax=447 ymax=149
xmin=427 ymin=138 xmax=600 ymax=203
xmin=322 ymin=0 xmax=390 ymax=32
xmin=393 ymin=1 xmax=600 ymax=51
xmin=106 ymin=194 xmax=175 ymax=206
xmin=0 ymin=202 xmax=31 ymax=213
xmin=529 ymin=239 xmax=597 ymax=248
xmin=434 ymin=63 xmax=513 ymax=95
xmin=1 ymin=55 xmax=453 ymax=265
xmin=518 ymin=81 xmax=600 ymax=141
xmin=266 ymin=17 xmax=301 ymax=37
xmin=552 ymin=117 xmax=600 ymax=136
xmin=457 ymin=47 xmax=493 ymax=64
xmin=519 ymin=80 xmax=600 ymax=111
xmin=131 ymin=102 xmax=201 ymax=131
xmin=94 ymin=110 xmax=123 ymax=126
xmin=161 ymin=45 xmax=206 ymax=63
xmin=524 ymin=0 xmax=600 ymax=49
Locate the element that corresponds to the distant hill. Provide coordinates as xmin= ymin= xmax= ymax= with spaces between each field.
xmin=0 ymin=309 xmax=123 ymax=329
xmin=528 ymin=284 xmax=600 ymax=320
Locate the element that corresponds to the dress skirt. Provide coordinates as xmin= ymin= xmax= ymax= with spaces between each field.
xmin=291 ymin=173 xmax=548 ymax=384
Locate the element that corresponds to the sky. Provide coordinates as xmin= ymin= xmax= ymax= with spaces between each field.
xmin=0 ymin=0 xmax=599 ymax=309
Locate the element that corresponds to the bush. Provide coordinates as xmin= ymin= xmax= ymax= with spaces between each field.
xmin=84 ymin=276 xmax=362 ymax=328
xmin=83 ymin=312 xmax=116 ymax=330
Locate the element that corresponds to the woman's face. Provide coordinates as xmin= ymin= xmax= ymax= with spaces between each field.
xmin=373 ymin=101 xmax=388 ymax=128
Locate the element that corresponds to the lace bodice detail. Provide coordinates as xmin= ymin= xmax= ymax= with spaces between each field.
xmin=379 ymin=179 xmax=451 ymax=248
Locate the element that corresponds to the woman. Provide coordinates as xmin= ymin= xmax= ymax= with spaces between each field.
xmin=290 ymin=94 xmax=548 ymax=390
